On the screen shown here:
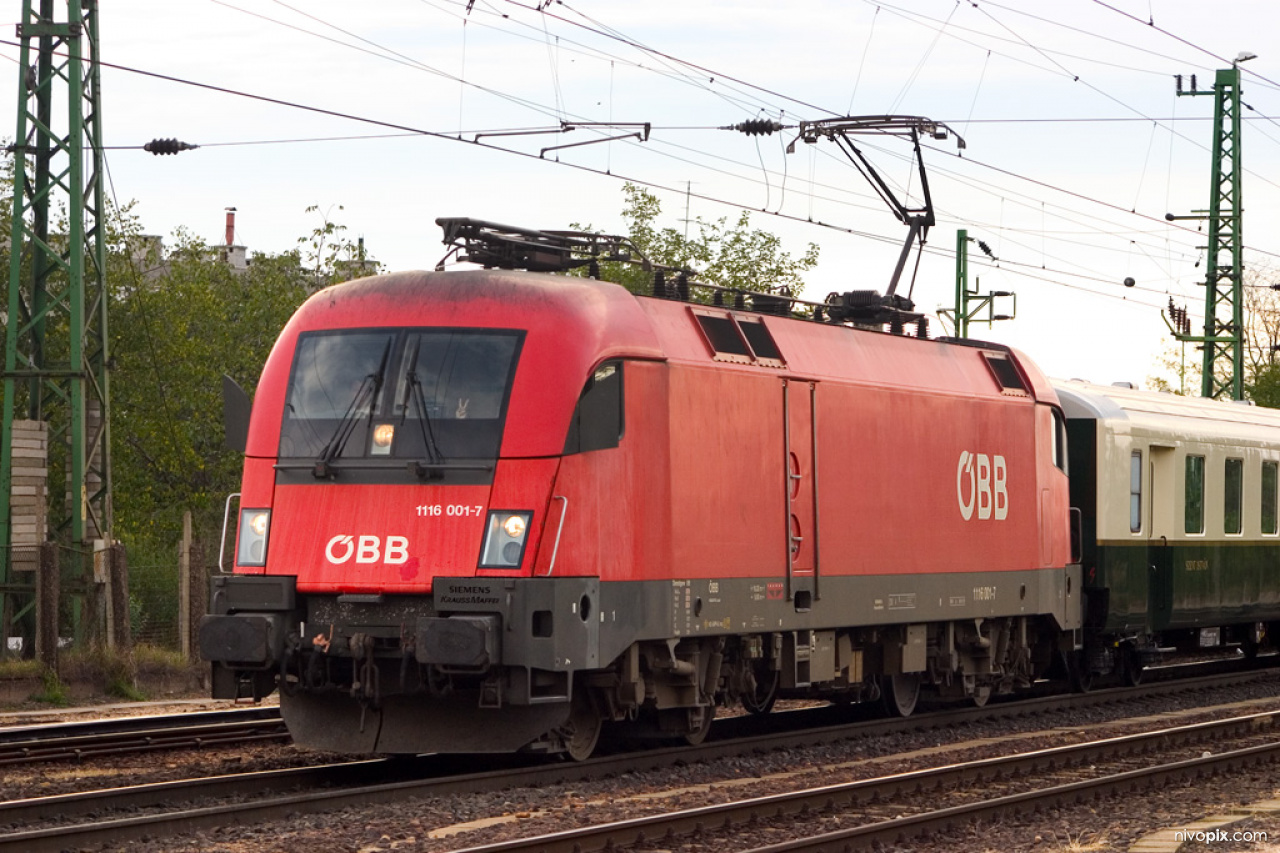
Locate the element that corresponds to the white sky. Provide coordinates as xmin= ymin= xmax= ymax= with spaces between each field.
xmin=4 ymin=0 xmax=1280 ymax=390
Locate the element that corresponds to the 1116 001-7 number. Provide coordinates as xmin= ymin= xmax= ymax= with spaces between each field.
xmin=416 ymin=504 xmax=485 ymax=518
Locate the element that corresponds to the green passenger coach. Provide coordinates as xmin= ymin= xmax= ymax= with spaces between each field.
xmin=1057 ymin=380 xmax=1280 ymax=684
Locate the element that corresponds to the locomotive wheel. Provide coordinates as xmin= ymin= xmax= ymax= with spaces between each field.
xmin=563 ymin=689 xmax=603 ymax=762
xmin=741 ymin=667 xmax=780 ymax=715
xmin=881 ymin=673 xmax=920 ymax=717
xmin=684 ymin=703 xmax=716 ymax=746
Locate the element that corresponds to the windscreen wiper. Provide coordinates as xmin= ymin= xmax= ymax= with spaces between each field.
xmin=406 ymin=372 xmax=446 ymax=473
xmin=313 ymin=342 xmax=391 ymax=478
xmin=404 ymin=335 xmax=450 ymax=473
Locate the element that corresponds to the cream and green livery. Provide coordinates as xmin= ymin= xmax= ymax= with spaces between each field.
xmin=1056 ymin=380 xmax=1280 ymax=683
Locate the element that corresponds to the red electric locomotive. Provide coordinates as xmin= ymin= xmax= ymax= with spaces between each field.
xmin=201 ymin=219 xmax=1080 ymax=759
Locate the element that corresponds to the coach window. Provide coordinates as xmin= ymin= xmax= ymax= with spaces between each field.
xmin=1184 ymin=455 xmax=1205 ymax=535
xmin=1224 ymin=458 xmax=1244 ymax=535
xmin=1129 ymin=451 xmax=1142 ymax=533
xmin=1263 ymin=461 xmax=1279 ymax=536
xmin=563 ymin=361 xmax=623 ymax=454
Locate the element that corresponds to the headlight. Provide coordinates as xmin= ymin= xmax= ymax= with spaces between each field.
xmin=237 ymin=508 xmax=271 ymax=567
xmin=479 ymin=511 xmax=532 ymax=569
xmin=371 ymin=423 xmax=394 ymax=455
xmin=503 ymin=514 xmax=526 ymax=538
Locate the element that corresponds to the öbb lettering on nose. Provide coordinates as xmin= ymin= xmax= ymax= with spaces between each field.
xmin=325 ymin=534 xmax=410 ymax=564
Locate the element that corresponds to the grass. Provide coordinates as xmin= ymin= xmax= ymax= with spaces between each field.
xmin=0 ymin=642 xmax=204 ymax=708
xmin=30 ymin=669 xmax=69 ymax=706
xmin=132 ymin=643 xmax=193 ymax=674
xmin=0 ymin=657 xmax=42 ymax=680
xmin=63 ymin=645 xmax=147 ymax=701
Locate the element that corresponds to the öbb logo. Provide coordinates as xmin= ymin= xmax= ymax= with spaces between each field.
xmin=956 ymin=452 xmax=1008 ymax=521
xmin=325 ymin=534 xmax=409 ymax=565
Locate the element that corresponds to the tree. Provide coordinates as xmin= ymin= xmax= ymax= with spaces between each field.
xmin=582 ymin=184 xmax=820 ymax=299
xmin=108 ymin=207 xmax=377 ymax=564
xmin=298 ymin=204 xmax=380 ymax=285
xmin=108 ymin=230 xmax=312 ymax=562
xmin=1147 ymin=341 xmax=1198 ymax=396
xmin=1249 ymin=362 xmax=1280 ymax=408
xmin=1148 ymin=263 xmax=1280 ymax=406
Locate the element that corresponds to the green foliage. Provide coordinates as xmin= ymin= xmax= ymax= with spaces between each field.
xmin=1146 ymin=341 xmax=1197 ymax=396
xmin=1149 ymin=267 xmax=1280 ymax=401
xmin=108 ymin=228 xmax=316 ymax=558
xmin=30 ymin=669 xmax=69 ymax=706
xmin=299 ymin=204 xmax=381 ymax=284
xmin=583 ymin=184 xmax=819 ymax=298
xmin=0 ymin=134 xmax=380 ymax=579
xmin=1248 ymin=363 xmax=1280 ymax=409
xmin=106 ymin=674 xmax=146 ymax=702
xmin=105 ymin=202 xmax=383 ymax=564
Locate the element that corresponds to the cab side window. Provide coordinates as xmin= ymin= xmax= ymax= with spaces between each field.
xmin=1053 ymin=409 xmax=1068 ymax=473
xmin=563 ymin=361 xmax=623 ymax=454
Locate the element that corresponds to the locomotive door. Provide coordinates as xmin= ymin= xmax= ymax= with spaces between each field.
xmin=784 ymin=378 xmax=820 ymax=606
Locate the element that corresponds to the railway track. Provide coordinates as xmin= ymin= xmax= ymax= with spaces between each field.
xmin=0 ymin=667 xmax=1276 ymax=852
xmin=444 ymin=710 xmax=1280 ymax=852
xmin=0 ymin=706 xmax=287 ymax=766
xmin=0 ymin=657 xmax=1257 ymax=773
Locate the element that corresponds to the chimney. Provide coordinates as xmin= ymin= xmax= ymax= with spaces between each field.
xmin=224 ymin=207 xmax=237 ymax=246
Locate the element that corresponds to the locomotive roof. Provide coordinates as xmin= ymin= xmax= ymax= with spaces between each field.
xmin=248 ymin=267 xmax=1063 ymax=459
xmin=1053 ymin=379 xmax=1280 ymax=444
xmin=308 ymin=266 xmax=1058 ymax=398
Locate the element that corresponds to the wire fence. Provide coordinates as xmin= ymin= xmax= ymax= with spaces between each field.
xmin=3 ymin=547 xmax=206 ymax=655
xmin=130 ymin=563 xmax=181 ymax=649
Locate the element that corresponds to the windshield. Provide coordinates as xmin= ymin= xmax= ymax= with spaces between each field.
xmin=280 ymin=328 xmax=522 ymax=462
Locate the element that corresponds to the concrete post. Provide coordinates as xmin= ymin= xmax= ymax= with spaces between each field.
xmin=189 ymin=538 xmax=207 ymax=662
xmin=36 ymin=541 xmax=58 ymax=672
xmin=109 ymin=544 xmax=130 ymax=651
xmin=179 ymin=511 xmax=191 ymax=658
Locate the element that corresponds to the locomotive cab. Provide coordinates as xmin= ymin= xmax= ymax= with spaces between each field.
xmin=201 ymin=269 xmax=662 ymax=755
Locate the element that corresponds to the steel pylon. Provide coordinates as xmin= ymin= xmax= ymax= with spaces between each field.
xmin=1171 ymin=66 xmax=1245 ymax=400
xmin=0 ymin=0 xmax=111 ymax=642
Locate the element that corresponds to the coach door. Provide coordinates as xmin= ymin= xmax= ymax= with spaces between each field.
xmin=1147 ymin=445 xmax=1176 ymax=631
xmin=784 ymin=378 xmax=820 ymax=608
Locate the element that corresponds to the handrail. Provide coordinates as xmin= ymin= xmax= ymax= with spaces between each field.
xmin=546 ymin=495 xmax=569 ymax=576
xmin=217 ymin=493 xmax=241 ymax=574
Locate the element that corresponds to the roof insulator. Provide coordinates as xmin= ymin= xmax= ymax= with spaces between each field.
xmin=731 ymin=119 xmax=783 ymax=136
xmin=144 ymin=138 xmax=198 ymax=156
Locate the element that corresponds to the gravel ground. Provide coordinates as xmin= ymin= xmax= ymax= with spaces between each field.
xmin=19 ymin=672 xmax=1275 ymax=853
xmin=0 ymin=694 xmax=276 ymax=726
xmin=0 ymin=692 xmax=322 ymax=801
